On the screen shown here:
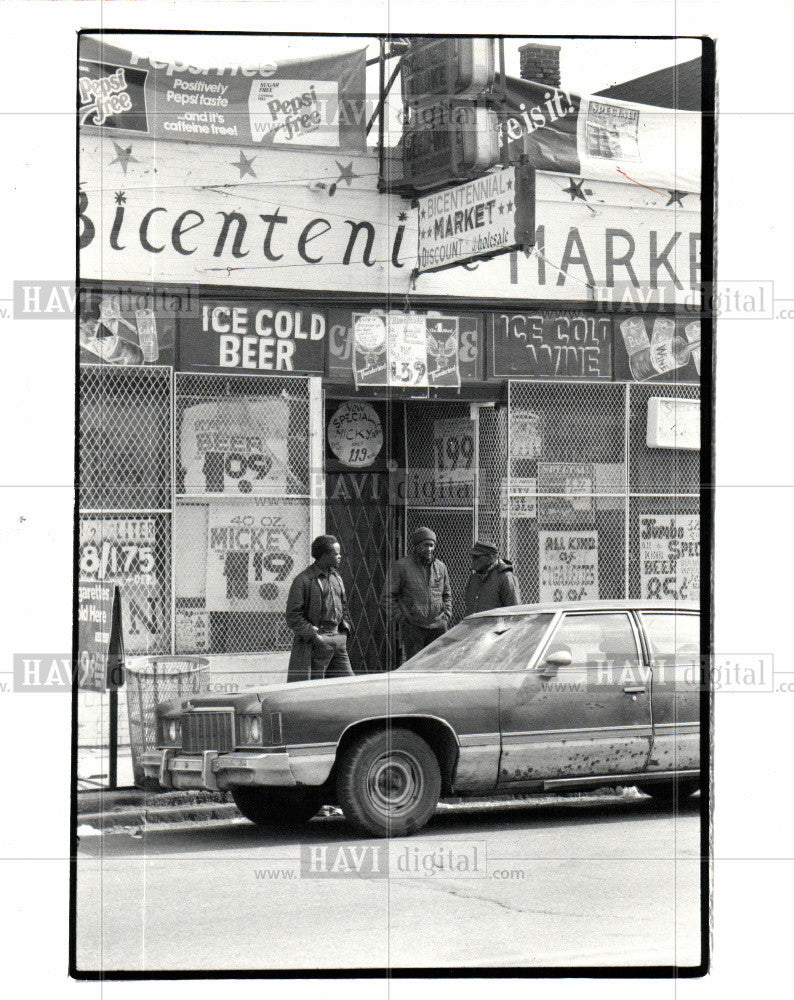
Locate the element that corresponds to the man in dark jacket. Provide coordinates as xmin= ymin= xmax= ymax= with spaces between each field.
xmin=464 ymin=540 xmax=521 ymax=616
xmin=382 ymin=526 xmax=452 ymax=662
xmin=285 ymin=534 xmax=354 ymax=682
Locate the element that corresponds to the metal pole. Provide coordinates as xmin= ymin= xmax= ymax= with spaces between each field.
xmin=108 ymin=688 xmax=118 ymax=789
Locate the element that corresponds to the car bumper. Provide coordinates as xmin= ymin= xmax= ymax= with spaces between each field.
xmin=140 ymin=749 xmax=298 ymax=791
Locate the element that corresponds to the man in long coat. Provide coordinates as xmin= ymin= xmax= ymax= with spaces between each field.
xmin=285 ymin=534 xmax=354 ymax=682
xmin=464 ymin=540 xmax=521 ymax=615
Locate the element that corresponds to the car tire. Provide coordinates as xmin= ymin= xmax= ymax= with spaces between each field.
xmin=336 ymin=727 xmax=441 ymax=838
xmin=231 ymin=787 xmax=323 ymax=828
xmin=638 ymin=779 xmax=699 ymax=804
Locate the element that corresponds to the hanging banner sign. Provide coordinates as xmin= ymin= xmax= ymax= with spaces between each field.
xmin=78 ymin=519 xmax=165 ymax=656
xmin=416 ymin=165 xmax=535 ymax=274
xmin=79 ymin=289 xmax=179 ymax=367
xmin=78 ymin=36 xmax=367 ymax=150
xmin=639 ymin=514 xmax=700 ymax=602
xmin=180 ymin=300 xmax=326 ymax=375
xmin=538 ymin=531 xmax=600 ymax=603
xmin=352 ymin=313 xmax=462 ymax=389
xmin=492 ymin=310 xmax=612 ymax=379
xmin=537 ymin=462 xmax=596 ymax=525
xmin=77 ymin=580 xmax=125 ymax=692
xmin=179 ymin=397 xmax=295 ymax=495
xmin=501 ymin=77 xmax=700 ymax=192
xmin=175 ymin=610 xmax=211 ymax=654
xmin=205 ymin=500 xmax=309 ymax=612
xmin=329 ymin=310 xmax=482 ymax=383
xmin=615 ymin=315 xmax=701 ymax=383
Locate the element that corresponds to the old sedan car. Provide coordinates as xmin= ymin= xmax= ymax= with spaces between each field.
xmin=141 ymin=601 xmax=702 ymax=837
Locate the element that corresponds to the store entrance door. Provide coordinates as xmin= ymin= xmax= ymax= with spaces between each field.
xmin=325 ymin=399 xmax=403 ymax=674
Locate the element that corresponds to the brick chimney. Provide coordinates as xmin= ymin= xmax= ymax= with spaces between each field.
xmin=518 ymin=43 xmax=561 ymax=87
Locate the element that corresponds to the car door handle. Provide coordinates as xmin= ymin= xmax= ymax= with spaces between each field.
xmin=623 ymin=685 xmax=646 ymax=694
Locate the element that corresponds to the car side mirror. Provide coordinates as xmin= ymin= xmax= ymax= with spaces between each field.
xmin=541 ymin=649 xmax=572 ymax=677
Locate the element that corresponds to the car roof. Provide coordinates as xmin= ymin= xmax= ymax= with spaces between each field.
xmin=467 ymin=600 xmax=700 ymax=619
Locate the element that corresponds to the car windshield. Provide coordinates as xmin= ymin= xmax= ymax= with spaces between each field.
xmin=399 ymin=614 xmax=554 ymax=672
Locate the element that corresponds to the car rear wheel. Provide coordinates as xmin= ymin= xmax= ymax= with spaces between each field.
xmin=231 ymin=787 xmax=323 ymax=828
xmin=638 ymin=779 xmax=699 ymax=804
xmin=336 ymin=727 xmax=441 ymax=837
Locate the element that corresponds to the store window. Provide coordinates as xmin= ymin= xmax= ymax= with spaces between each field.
xmin=173 ymin=373 xmax=312 ymax=653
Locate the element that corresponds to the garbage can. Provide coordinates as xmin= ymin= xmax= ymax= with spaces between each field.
xmin=125 ymin=656 xmax=210 ymax=787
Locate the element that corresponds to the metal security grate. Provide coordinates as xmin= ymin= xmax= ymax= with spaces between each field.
xmin=628 ymin=381 xmax=701 ymax=494
xmin=502 ymin=380 xmax=701 ymax=607
xmin=405 ymin=401 xmax=475 ymax=626
xmin=182 ymin=709 xmax=235 ymax=753
xmin=174 ymin=374 xmax=312 ymax=654
xmin=79 ymin=365 xmax=172 ymax=511
xmin=506 ymin=381 xmax=627 ymax=606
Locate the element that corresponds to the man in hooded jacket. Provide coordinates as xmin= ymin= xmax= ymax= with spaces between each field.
xmin=464 ymin=540 xmax=521 ymax=616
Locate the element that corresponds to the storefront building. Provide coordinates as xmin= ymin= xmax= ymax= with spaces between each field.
xmin=78 ymin=130 xmax=702 ymax=678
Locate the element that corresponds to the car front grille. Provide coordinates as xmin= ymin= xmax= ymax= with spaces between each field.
xmin=182 ymin=709 xmax=235 ymax=752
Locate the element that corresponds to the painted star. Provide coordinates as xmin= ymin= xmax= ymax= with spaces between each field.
xmin=334 ymin=160 xmax=358 ymax=187
xmin=114 ymin=191 xmax=126 ymax=205
xmin=506 ymin=200 xmax=514 ymax=213
xmin=420 ymin=207 xmax=426 ymax=220
xmin=230 ymin=150 xmax=257 ymax=179
xmin=666 ymin=189 xmax=687 ymax=207
xmin=562 ymin=177 xmax=586 ymax=202
xmin=398 ymin=211 xmax=408 ymax=222
xmin=110 ymin=141 xmax=139 ymax=175
xmin=498 ymin=203 xmax=505 ymax=214
xmin=506 ymin=176 xmax=513 ymax=190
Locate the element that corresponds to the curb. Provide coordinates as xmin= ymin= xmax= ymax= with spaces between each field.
xmin=78 ymin=800 xmax=239 ymax=830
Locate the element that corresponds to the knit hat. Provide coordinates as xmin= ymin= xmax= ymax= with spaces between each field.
xmin=471 ymin=540 xmax=498 ymax=557
xmin=410 ymin=526 xmax=436 ymax=546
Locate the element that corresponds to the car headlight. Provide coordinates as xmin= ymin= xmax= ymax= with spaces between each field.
xmin=166 ymin=719 xmax=180 ymax=744
xmin=239 ymin=714 xmax=263 ymax=745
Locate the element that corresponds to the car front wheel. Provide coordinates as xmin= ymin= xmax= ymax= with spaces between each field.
xmin=231 ymin=787 xmax=323 ymax=828
xmin=336 ymin=727 xmax=441 ymax=837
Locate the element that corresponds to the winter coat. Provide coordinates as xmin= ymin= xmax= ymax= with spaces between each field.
xmin=285 ymin=564 xmax=351 ymax=683
xmin=464 ymin=559 xmax=521 ymax=616
xmin=382 ymin=555 xmax=452 ymax=630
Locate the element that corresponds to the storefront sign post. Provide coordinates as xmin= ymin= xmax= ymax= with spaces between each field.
xmin=77 ymin=580 xmax=126 ymax=788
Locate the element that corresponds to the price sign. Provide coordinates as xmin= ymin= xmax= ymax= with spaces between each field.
xmin=205 ymin=500 xmax=309 ymax=612
xmin=327 ymin=401 xmax=384 ymax=468
xmin=538 ymin=531 xmax=599 ymax=603
xmin=639 ymin=514 xmax=700 ymax=602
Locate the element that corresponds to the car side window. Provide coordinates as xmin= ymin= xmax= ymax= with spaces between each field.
xmin=543 ymin=613 xmax=640 ymax=669
xmin=642 ymin=613 xmax=700 ymax=667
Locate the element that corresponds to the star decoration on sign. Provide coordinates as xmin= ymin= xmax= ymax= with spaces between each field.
xmin=334 ymin=161 xmax=358 ymax=187
xmin=506 ymin=177 xmax=513 ymax=190
xmin=110 ymin=141 xmax=139 ymax=175
xmin=506 ymin=200 xmax=514 ymax=213
xmin=562 ymin=177 xmax=587 ymax=202
xmin=498 ymin=203 xmax=505 ymax=215
xmin=666 ymin=189 xmax=687 ymax=207
xmin=114 ymin=191 xmax=126 ymax=205
xmin=398 ymin=211 xmax=408 ymax=222
xmin=420 ymin=207 xmax=426 ymax=219
xmin=230 ymin=150 xmax=257 ymax=179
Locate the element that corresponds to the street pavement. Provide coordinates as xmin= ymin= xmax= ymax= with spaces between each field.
xmin=75 ymin=793 xmax=702 ymax=971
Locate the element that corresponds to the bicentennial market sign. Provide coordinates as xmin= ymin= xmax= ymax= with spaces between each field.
xmin=416 ymin=165 xmax=535 ymax=274
xmin=639 ymin=514 xmax=699 ymax=602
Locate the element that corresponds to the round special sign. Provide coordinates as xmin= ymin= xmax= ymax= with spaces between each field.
xmin=353 ymin=313 xmax=386 ymax=354
xmin=327 ymin=401 xmax=384 ymax=468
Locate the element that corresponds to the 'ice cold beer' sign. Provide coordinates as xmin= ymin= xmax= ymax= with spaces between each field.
xmin=181 ymin=301 xmax=326 ymax=374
